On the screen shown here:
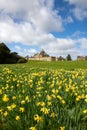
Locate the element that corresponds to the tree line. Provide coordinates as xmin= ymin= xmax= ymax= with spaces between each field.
xmin=0 ymin=42 xmax=27 ymax=64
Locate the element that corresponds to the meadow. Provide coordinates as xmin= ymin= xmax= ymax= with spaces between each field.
xmin=26 ymin=60 xmax=87 ymax=70
xmin=0 ymin=61 xmax=87 ymax=130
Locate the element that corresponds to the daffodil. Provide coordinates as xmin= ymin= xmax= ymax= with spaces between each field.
xmin=2 ymin=94 xmax=9 ymax=102
xmin=15 ymin=116 xmax=20 ymax=120
xmin=34 ymin=114 xmax=43 ymax=122
xmin=50 ymin=112 xmax=56 ymax=118
xmin=60 ymin=126 xmax=65 ymax=130
xmin=3 ymin=111 xmax=8 ymax=117
xmin=83 ymin=109 xmax=87 ymax=114
xmin=40 ymin=107 xmax=50 ymax=115
xmin=29 ymin=126 xmax=37 ymax=130
xmin=19 ymin=107 xmax=25 ymax=113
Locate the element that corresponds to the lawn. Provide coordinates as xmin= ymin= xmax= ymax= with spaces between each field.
xmin=26 ymin=60 xmax=87 ymax=70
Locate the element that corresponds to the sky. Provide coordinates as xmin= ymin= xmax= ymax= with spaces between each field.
xmin=0 ymin=0 xmax=87 ymax=60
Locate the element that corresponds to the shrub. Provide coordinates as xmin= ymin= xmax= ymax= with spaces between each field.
xmin=17 ymin=58 xmax=27 ymax=63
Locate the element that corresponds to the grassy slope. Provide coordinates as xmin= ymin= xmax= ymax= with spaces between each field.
xmin=0 ymin=60 xmax=87 ymax=70
xmin=26 ymin=60 xmax=87 ymax=70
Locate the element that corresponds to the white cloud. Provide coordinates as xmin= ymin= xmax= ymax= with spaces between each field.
xmin=66 ymin=0 xmax=87 ymax=20
xmin=0 ymin=0 xmax=63 ymax=33
xmin=0 ymin=0 xmax=64 ymax=52
xmin=15 ymin=45 xmax=21 ymax=50
xmin=14 ymin=45 xmax=37 ymax=56
xmin=64 ymin=16 xmax=73 ymax=23
xmin=0 ymin=20 xmax=58 ymax=45
xmin=70 ymin=31 xmax=85 ymax=38
xmin=21 ymin=48 xmax=37 ymax=57
xmin=67 ymin=0 xmax=87 ymax=8
xmin=29 ymin=8 xmax=63 ymax=32
xmin=40 ymin=38 xmax=77 ymax=56
xmin=78 ymin=38 xmax=87 ymax=49
xmin=73 ymin=7 xmax=87 ymax=20
xmin=35 ymin=36 xmax=87 ymax=59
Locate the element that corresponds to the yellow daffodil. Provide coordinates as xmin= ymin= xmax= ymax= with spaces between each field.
xmin=3 ymin=111 xmax=8 ymax=117
xmin=60 ymin=126 xmax=65 ymax=130
xmin=29 ymin=126 xmax=37 ymax=130
xmin=15 ymin=116 xmax=20 ymax=120
xmin=40 ymin=107 xmax=50 ymax=115
xmin=2 ymin=94 xmax=9 ymax=102
xmin=19 ymin=107 xmax=25 ymax=113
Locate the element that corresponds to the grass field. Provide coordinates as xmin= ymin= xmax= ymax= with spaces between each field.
xmin=26 ymin=60 xmax=87 ymax=69
xmin=0 ymin=61 xmax=87 ymax=130
xmin=0 ymin=60 xmax=87 ymax=70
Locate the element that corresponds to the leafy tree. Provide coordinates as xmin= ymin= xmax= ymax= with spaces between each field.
xmin=85 ymin=56 xmax=87 ymax=60
xmin=0 ymin=42 xmax=27 ymax=64
xmin=0 ymin=43 xmax=10 ymax=63
xmin=0 ymin=42 xmax=10 ymax=53
xmin=66 ymin=54 xmax=72 ymax=61
xmin=58 ymin=56 xmax=65 ymax=61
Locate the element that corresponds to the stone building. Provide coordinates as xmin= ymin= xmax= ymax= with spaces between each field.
xmin=77 ymin=56 xmax=85 ymax=60
xmin=27 ymin=49 xmax=66 ymax=61
xmin=29 ymin=49 xmax=56 ymax=61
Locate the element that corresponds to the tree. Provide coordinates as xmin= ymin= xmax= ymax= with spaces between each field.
xmin=66 ymin=54 xmax=72 ymax=61
xmin=85 ymin=56 xmax=87 ymax=60
xmin=0 ymin=42 xmax=10 ymax=53
xmin=0 ymin=42 xmax=27 ymax=64
xmin=0 ymin=43 xmax=10 ymax=63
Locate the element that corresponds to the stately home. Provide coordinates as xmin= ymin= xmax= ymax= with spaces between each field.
xmin=77 ymin=56 xmax=87 ymax=60
xmin=27 ymin=49 xmax=65 ymax=61
xmin=28 ymin=49 xmax=56 ymax=61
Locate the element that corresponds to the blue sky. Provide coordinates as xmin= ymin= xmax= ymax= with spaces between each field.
xmin=0 ymin=0 xmax=87 ymax=59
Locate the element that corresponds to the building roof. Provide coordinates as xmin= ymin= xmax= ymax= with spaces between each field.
xmin=39 ymin=49 xmax=49 ymax=57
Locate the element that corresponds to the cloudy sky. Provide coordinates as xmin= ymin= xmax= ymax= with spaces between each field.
xmin=0 ymin=0 xmax=87 ymax=59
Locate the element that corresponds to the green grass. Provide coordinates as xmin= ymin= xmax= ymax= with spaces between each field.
xmin=23 ymin=60 xmax=87 ymax=70
xmin=0 ymin=60 xmax=87 ymax=70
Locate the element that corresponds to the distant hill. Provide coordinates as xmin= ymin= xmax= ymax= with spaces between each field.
xmin=0 ymin=42 xmax=27 ymax=64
